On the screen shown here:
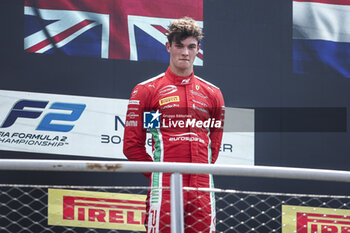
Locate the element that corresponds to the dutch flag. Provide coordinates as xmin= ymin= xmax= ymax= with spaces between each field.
xmin=293 ymin=0 xmax=350 ymax=78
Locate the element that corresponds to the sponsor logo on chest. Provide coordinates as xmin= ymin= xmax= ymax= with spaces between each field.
xmin=158 ymin=85 xmax=177 ymax=96
xmin=159 ymin=96 xmax=180 ymax=106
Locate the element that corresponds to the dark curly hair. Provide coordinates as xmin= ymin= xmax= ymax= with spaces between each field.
xmin=166 ymin=17 xmax=203 ymax=45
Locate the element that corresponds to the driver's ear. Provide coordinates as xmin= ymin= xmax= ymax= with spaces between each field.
xmin=166 ymin=42 xmax=171 ymax=52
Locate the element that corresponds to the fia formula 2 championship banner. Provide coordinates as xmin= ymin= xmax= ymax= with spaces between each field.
xmin=0 ymin=89 xmax=128 ymax=159
xmin=48 ymin=189 xmax=146 ymax=231
xmin=0 ymin=89 xmax=254 ymax=165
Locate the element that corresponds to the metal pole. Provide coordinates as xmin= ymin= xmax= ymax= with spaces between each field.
xmin=1 ymin=159 xmax=350 ymax=183
xmin=171 ymin=173 xmax=184 ymax=233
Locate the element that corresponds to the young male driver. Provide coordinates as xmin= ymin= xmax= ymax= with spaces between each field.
xmin=123 ymin=17 xmax=225 ymax=233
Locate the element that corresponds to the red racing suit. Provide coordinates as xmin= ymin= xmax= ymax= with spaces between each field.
xmin=123 ymin=67 xmax=225 ymax=233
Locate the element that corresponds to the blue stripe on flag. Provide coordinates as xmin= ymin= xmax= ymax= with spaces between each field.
xmin=44 ymin=25 xmax=102 ymax=57
xmin=24 ymin=15 xmax=57 ymax=38
xmin=59 ymin=25 xmax=102 ymax=57
xmin=293 ymin=39 xmax=350 ymax=78
xmin=134 ymin=25 xmax=169 ymax=63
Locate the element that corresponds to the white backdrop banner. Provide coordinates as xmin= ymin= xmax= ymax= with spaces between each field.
xmin=0 ymin=90 xmax=254 ymax=165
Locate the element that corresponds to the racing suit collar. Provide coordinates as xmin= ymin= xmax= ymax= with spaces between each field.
xmin=165 ymin=67 xmax=194 ymax=85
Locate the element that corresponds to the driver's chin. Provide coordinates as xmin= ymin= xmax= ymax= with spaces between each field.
xmin=177 ymin=64 xmax=190 ymax=71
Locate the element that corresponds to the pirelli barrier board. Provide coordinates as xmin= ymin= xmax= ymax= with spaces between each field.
xmin=48 ymin=189 xmax=146 ymax=231
xmin=282 ymin=205 xmax=350 ymax=233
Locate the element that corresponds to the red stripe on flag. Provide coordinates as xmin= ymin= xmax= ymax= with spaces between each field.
xmin=53 ymin=19 xmax=94 ymax=43
xmin=26 ymin=20 xmax=94 ymax=53
xmin=152 ymin=25 xmax=167 ymax=35
xmin=294 ymin=0 xmax=350 ymax=6
xmin=197 ymin=52 xmax=203 ymax=60
xmin=26 ymin=39 xmax=51 ymax=53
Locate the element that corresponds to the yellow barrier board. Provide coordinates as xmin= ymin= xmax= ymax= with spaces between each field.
xmin=48 ymin=189 xmax=146 ymax=231
xmin=282 ymin=205 xmax=350 ymax=233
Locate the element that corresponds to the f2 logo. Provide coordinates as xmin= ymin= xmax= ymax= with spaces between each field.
xmin=1 ymin=99 xmax=86 ymax=132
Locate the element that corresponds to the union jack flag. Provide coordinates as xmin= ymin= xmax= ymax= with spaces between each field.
xmin=24 ymin=0 xmax=203 ymax=65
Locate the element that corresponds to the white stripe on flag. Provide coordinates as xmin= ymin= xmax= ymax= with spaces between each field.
xmin=293 ymin=1 xmax=350 ymax=43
